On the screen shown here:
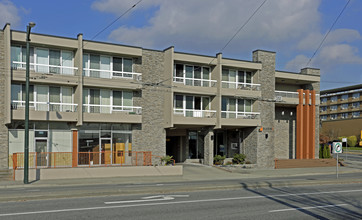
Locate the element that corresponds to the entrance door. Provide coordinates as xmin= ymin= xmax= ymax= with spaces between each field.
xmin=35 ymin=139 xmax=48 ymax=167
xmin=100 ymin=139 xmax=112 ymax=165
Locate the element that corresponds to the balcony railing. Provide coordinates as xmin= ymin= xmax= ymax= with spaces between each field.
xmin=12 ymin=61 xmax=77 ymax=75
xmin=83 ymin=104 xmax=142 ymax=114
xmin=222 ymin=81 xmax=261 ymax=90
xmin=221 ymin=111 xmax=260 ymax=119
xmin=83 ymin=68 xmax=142 ymax=80
xmin=173 ymin=109 xmax=216 ymax=118
xmin=173 ymin=77 xmax=217 ymax=87
xmin=11 ymin=101 xmax=77 ymax=112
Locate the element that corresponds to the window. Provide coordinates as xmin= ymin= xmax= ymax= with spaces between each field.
xmin=341 ymin=94 xmax=348 ymax=101
xmin=321 ymin=97 xmax=327 ymax=103
xmin=320 ymin=115 xmax=327 ymax=121
xmin=173 ymin=64 xmax=211 ymax=87
xmin=11 ymin=84 xmax=73 ymax=112
xmin=341 ymin=104 xmax=348 ymax=110
xmin=330 ymin=105 xmax=338 ymax=111
xmin=320 ymin=106 xmax=327 ymax=112
xmin=330 ymin=114 xmax=338 ymax=120
xmin=352 ymin=111 xmax=360 ymax=118
xmin=352 ymin=102 xmax=360 ymax=109
xmin=222 ymin=68 xmax=253 ymax=89
xmin=353 ymin=93 xmax=360 ymax=99
xmin=340 ymin=113 xmax=348 ymax=119
xmin=83 ymin=54 xmax=134 ymax=79
xmin=173 ymin=94 xmax=212 ymax=117
xmin=330 ymin=96 xmax=337 ymax=102
xmin=11 ymin=46 xmax=74 ymax=74
xmin=83 ymin=89 xmax=134 ymax=113
xmin=221 ymin=97 xmax=253 ymax=118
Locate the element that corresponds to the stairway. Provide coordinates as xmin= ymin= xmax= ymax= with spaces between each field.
xmin=275 ymin=159 xmax=337 ymax=169
xmin=0 ymin=169 xmax=13 ymax=181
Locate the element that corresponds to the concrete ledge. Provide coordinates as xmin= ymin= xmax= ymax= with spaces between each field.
xmin=14 ymin=166 xmax=183 ymax=181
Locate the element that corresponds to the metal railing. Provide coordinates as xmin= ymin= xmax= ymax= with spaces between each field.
xmin=83 ymin=68 xmax=142 ymax=80
xmin=221 ymin=111 xmax=260 ymax=119
xmin=12 ymin=61 xmax=77 ymax=75
xmin=11 ymin=101 xmax=78 ymax=112
xmin=83 ymin=104 xmax=142 ymax=114
xmin=77 ymin=151 xmax=152 ymax=167
xmin=222 ymin=81 xmax=261 ymax=90
xmin=173 ymin=109 xmax=217 ymax=118
xmin=173 ymin=77 xmax=217 ymax=87
xmin=275 ymin=90 xmax=299 ymax=98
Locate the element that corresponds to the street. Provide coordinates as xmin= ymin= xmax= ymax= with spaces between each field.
xmin=0 ymin=183 xmax=361 ymax=219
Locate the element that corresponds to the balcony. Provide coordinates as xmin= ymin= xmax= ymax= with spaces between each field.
xmin=83 ymin=68 xmax=142 ymax=80
xmin=173 ymin=109 xmax=217 ymax=126
xmin=173 ymin=77 xmax=217 ymax=87
xmin=222 ymin=81 xmax=260 ymax=91
xmin=83 ymin=104 xmax=142 ymax=114
xmin=275 ymin=91 xmax=320 ymax=105
xmin=11 ymin=101 xmax=77 ymax=112
xmin=173 ymin=109 xmax=216 ymax=118
xmin=220 ymin=111 xmax=261 ymax=127
xmin=221 ymin=111 xmax=260 ymax=119
xmin=12 ymin=61 xmax=77 ymax=75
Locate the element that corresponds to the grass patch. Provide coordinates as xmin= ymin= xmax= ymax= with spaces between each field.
xmin=343 ymin=147 xmax=362 ymax=151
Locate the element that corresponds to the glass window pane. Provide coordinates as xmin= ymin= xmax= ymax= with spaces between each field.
xmin=49 ymin=86 xmax=60 ymax=102
xmin=49 ymin=50 xmax=61 ymax=74
xmin=186 ymin=96 xmax=193 ymax=109
xmin=100 ymin=56 xmax=111 ymax=78
xmin=202 ymin=97 xmax=210 ymax=110
xmin=11 ymin=46 xmax=21 ymax=69
xmin=123 ymin=58 xmax=133 ymax=72
xmin=62 ymin=87 xmax=73 ymax=112
xmin=37 ymin=48 xmax=49 ymax=73
xmin=175 ymin=95 xmax=183 ymax=108
xmin=62 ymin=51 xmax=73 ymax=75
xmin=221 ymin=97 xmax=227 ymax=111
xmin=222 ymin=69 xmax=228 ymax=81
xmin=202 ymin=67 xmax=210 ymax=79
xmin=238 ymin=99 xmax=244 ymax=112
xmin=90 ymin=89 xmax=100 ymax=104
xmin=245 ymin=100 xmax=252 ymax=112
xmin=83 ymin=54 xmax=89 ymax=76
xmin=123 ymin=91 xmax=133 ymax=106
xmin=228 ymin=98 xmax=236 ymax=111
xmin=11 ymin=84 xmax=21 ymax=101
xmin=238 ymin=71 xmax=245 ymax=83
xmin=175 ymin=64 xmax=183 ymax=77
xmin=113 ymin=91 xmax=122 ymax=106
xmin=101 ymin=90 xmax=111 ymax=113
xmin=246 ymin=72 xmax=252 ymax=83
xmin=90 ymin=54 xmax=100 ymax=78
xmin=194 ymin=66 xmax=201 ymax=79
xmin=37 ymin=85 xmax=48 ymax=111
xmin=185 ymin=66 xmax=193 ymax=78
xmin=229 ymin=70 xmax=236 ymax=82
xmin=113 ymin=57 xmax=122 ymax=72
xmin=22 ymin=85 xmax=34 ymax=103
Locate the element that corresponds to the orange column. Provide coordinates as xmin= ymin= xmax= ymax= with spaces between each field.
xmin=72 ymin=130 xmax=78 ymax=167
xmin=296 ymin=89 xmax=304 ymax=159
xmin=304 ymin=90 xmax=310 ymax=159
xmin=310 ymin=90 xmax=316 ymax=159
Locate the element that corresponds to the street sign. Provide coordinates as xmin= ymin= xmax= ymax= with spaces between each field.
xmin=333 ymin=142 xmax=343 ymax=154
xmin=342 ymin=138 xmax=347 ymax=142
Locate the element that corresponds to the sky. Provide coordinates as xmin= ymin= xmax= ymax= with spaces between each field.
xmin=1 ymin=0 xmax=361 ymax=90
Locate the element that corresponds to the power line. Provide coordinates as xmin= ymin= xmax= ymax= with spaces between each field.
xmin=305 ymin=0 xmax=351 ymax=67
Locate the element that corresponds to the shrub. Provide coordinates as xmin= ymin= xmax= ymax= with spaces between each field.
xmin=338 ymin=136 xmax=358 ymax=147
xmin=320 ymin=144 xmax=331 ymax=159
xmin=232 ymin=153 xmax=246 ymax=164
xmin=319 ymin=144 xmax=323 ymax=158
xmin=225 ymin=161 xmax=233 ymax=165
xmin=160 ymin=155 xmax=174 ymax=165
xmin=214 ymin=155 xmax=225 ymax=165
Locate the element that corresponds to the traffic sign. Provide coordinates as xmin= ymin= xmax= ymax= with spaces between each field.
xmin=333 ymin=142 xmax=343 ymax=154
xmin=342 ymin=138 xmax=347 ymax=142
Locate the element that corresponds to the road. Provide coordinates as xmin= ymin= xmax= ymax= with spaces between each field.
xmin=0 ymin=183 xmax=361 ymax=219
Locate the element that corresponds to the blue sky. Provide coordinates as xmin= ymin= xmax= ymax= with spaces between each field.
xmin=1 ymin=0 xmax=361 ymax=90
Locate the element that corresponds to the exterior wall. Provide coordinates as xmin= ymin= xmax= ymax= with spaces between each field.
xmin=203 ymin=127 xmax=214 ymax=166
xmin=132 ymin=50 xmax=166 ymax=157
xmin=252 ymin=50 xmax=276 ymax=168
xmin=0 ymin=29 xmax=9 ymax=168
xmin=321 ymin=118 xmax=362 ymax=140
xmin=274 ymin=107 xmax=296 ymax=159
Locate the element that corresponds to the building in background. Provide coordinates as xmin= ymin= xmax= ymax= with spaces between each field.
xmin=320 ymin=84 xmax=362 ymax=141
xmin=0 ymin=23 xmax=320 ymax=171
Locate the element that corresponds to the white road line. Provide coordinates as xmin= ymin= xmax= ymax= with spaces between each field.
xmin=269 ymin=204 xmax=348 ymax=213
xmin=1 ymin=189 xmax=361 ymax=217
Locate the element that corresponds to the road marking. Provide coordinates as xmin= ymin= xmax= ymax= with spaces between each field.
xmin=1 ymin=189 xmax=361 ymax=217
xmin=269 ymin=204 xmax=348 ymax=213
xmin=104 ymin=195 xmax=189 ymax=204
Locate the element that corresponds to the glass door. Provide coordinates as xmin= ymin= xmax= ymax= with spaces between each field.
xmin=35 ymin=139 xmax=48 ymax=167
xmin=100 ymin=138 xmax=112 ymax=165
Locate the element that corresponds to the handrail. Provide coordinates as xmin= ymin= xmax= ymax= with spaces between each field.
xmin=173 ymin=76 xmax=217 ymax=87
xmin=173 ymin=109 xmax=217 ymax=118
xmin=11 ymin=100 xmax=77 ymax=112
xmin=12 ymin=61 xmax=77 ymax=75
xmin=83 ymin=68 xmax=142 ymax=80
xmin=83 ymin=104 xmax=142 ymax=114
xmin=222 ymin=81 xmax=260 ymax=90
xmin=221 ymin=111 xmax=260 ymax=119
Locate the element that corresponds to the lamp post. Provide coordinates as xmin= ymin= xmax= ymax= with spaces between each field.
xmin=24 ymin=22 xmax=36 ymax=184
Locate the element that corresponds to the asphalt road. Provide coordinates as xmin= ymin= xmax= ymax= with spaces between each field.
xmin=0 ymin=183 xmax=361 ymax=220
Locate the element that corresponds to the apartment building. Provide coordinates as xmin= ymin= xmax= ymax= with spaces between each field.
xmin=0 ymin=23 xmax=320 ymax=170
xmin=320 ymin=84 xmax=362 ymax=139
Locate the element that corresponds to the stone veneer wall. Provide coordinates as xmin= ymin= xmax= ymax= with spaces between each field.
xmin=132 ymin=50 xmax=166 ymax=157
xmin=274 ymin=107 xmax=296 ymax=159
xmin=0 ymin=30 xmax=9 ymax=169
xmin=252 ymin=50 xmax=276 ymax=168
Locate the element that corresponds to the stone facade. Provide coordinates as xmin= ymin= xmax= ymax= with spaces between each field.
xmin=0 ymin=30 xmax=9 ymax=169
xmin=274 ymin=107 xmax=296 ymax=159
xmin=132 ymin=49 xmax=166 ymax=157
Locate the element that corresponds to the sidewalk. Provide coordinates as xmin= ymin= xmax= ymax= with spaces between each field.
xmin=1 ymin=163 xmax=362 ymax=189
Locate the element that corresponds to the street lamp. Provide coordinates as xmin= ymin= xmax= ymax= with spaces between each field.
xmin=24 ymin=22 xmax=35 ymax=184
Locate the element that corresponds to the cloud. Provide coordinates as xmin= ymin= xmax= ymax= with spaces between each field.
xmin=297 ymin=29 xmax=362 ymax=51
xmin=0 ymin=0 xmax=20 ymax=27
xmin=92 ymin=0 xmax=321 ymax=55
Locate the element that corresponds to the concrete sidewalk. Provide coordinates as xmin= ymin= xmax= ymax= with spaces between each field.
xmin=1 ymin=163 xmax=362 ymax=189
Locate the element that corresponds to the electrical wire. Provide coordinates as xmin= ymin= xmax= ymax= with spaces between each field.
xmin=305 ymin=0 xmax=351 ymax=67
